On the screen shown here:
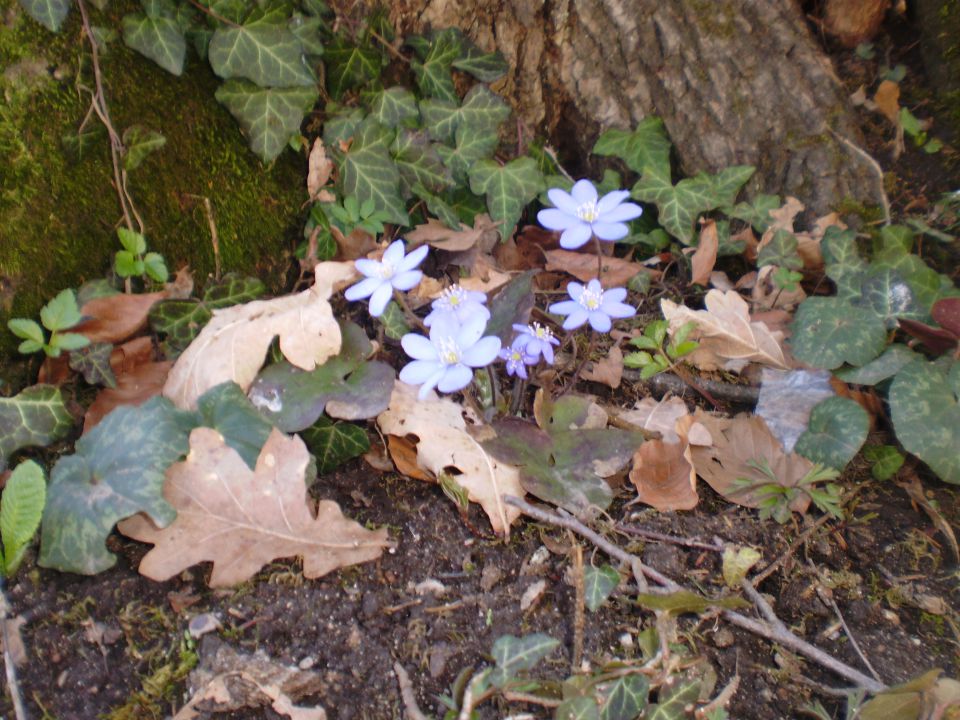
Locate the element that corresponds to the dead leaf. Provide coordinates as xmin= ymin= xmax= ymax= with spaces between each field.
xmin=661 ymin=290 xmax=790 ymax=372
xmin=406 ymin=214 xmax=499 ymax=253
xmin=330 ymin=226 xmax=378 ymax=260
xmin=690 ymin=220 xmax=719 ymax=286
xmin=583 ymin=344 xmax=624 ymax=389
xmin=615 ymin=396 xmax=692 ymax=444
xmin=751 ymin=265 xmax=807 ymax=311
xmin=767 ymin=197 xmax=804 ymax=234
xmin=533 ymin=390 xmax=608 ymax=431
xmin=118 ymin=428 xmax=389 ymax=587
xmin=377 ymin=381 xmax=523 ymax=537
xmin=629 ymin=437 xmax=698 ymax=511
xmin=873 ymin=79 xmax=901 ymax=124
xmin=83 ymin=360 xmax=174 ymax=432
xmin=386 ymin=435 xmax=431 ymax=481
xmin=1 ymin=615 xmax=27 ymax=667
xmin=306 ymin=138 xmax=335 ymax=202
xmin=163 ymin=262 xmax=356 ymax=410
xmin=544 ymin=249 xmax=655 ymax=287
xmin=457 ymin=255 xmax=511 ymax=296
xmin=109 ymin=336 xmax=154 ymax=375
xmin=689 ymin=411 xmax=813 ymax=514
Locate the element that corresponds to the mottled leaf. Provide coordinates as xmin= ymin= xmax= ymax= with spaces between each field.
xmin=149 ymin=300 xmax=213 ymax=353
xmin=1 ymin=460 xmax=47 ymax=577
xmin=379 ymin=301 xmax=411 ymax=340
xmin=69 ymin=342 xmax=117 ymax=388
xmin=789 ymin=298 xmax=887 ymax=370
xmin=854 ymin=267 xmax=924 ymax=327
xmin=632 ymin=165 xmax=714 ymax=245
xmin=195 ymin=382 xmax=273 ymax=469
xmin=0 ymin=386 xmax=73 ymax=472
xmin=468 ymin=157 xmax=544 ymax=239
xmin=300 ymin=416 xmax=370 ymax=474
xmin=488 ymin=633 xmax=560 ymax=688
xmin=757 ymin=229 xmax=802 ymax=270
xmin=834 ymin=344 xmax=920 ymax=385
xmin=216 ymin=80 xmax=318 ymax=162
xmin=584 ymin=565 xmax=620 ymax=612
xmin=341 ymin=119 xmax=408 ymax=225
xmin=646 ymin=678 xmax=702 ymax=720
xmin=863 ymin=445 xmax=905 ymax=481
xmin=593 ymin=119 xmax=672 ymax=176
xmin=794 ymin=397 xmax=868 ymax=470
xmin=724 ymin=193 xmax=782 ymax=233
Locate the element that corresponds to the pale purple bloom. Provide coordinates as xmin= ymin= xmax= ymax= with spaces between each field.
xmin=499 ymin=342 xmax=532 ymax=379
xmin=344 ymin=240 xmax=428 ymax=317
xmin=538 ymin=179 xmax=642 ymax=250
xmin=549 ymin=279 xmax=636 ymax=332
xmin=424 ymin=284 xmax=490 ymax=327
xmin=399 ymin=314 xmax=501 ymax=399
xmin=511 ymin=322 xmax=559 ymax=365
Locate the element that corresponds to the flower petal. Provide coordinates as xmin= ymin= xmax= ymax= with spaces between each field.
xmin=595 ymin=190 xmax=632 ymax=214
xmin=429 ymin=313 xmax=461 ymax=340
xmin=355 ymin=258 xmax=384 ymax=278
xmin=398 ymin=243 xmax=429 ymax=272
xmin=562 ymin=309 xmax=589 ymax=330
xmin=466 ymin=290 xmax=488 ymax=304
xmin=585 ymin=278 xmax=603 ymax=295
xmin=602 ymin=300 xmax=637 ymax=319
xmin=548 ymin=299 xmax=580 ymax=315
xmin=382 ymin=240 xmax=406 ymax=267
xmin=591 ymin=222 xmax=629 ymax=241
xmin=401 ymin=333 xmax=438 ymax=361
xmin=400 ymin=359 xmax=443 ymax=385
xmin=603 ymin=287 xmax=627 ymax=303
xmin=567 ymin=281 xmax=585 ymax=301
xmin=437 ymin=364 xmax=473 ymax=393
xmin=570 ymin=179 xmax=598 ymax=205
xmin=538 ymin=208 xmax=582 ymax=231
xmin=462 ymin=336 xmax=501 ymax=367
xmin=559 ymin=224 xmax=592 ymax=249
xmin=541 ymin=342 xmax=555 ymax=364
xmin=368 ymin=283 xmax=394 ymax=317
xmin=546 ymin=187 xmax=578 ymax=215
xmin=417 ymin=367 xmax=448 ymax=400
xmin=391 ymin=269 xmax=423 ymax=291
xmin=598 ymin=202 xmax=643 ymax=223
xmin=344 ymin=276 xmax=383 ymax=301
xmin=588 ymin=312 xmax=612 ymax=333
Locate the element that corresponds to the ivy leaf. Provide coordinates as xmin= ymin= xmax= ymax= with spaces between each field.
xmin=411 ymin=184 xmax=461 ymax=229
xmin=19 ymin=0 xmax=70 ymax=31
xmin=379 ymin=301 xmax=410 ymax=340
xmin=592 ymin=118 xmax=672 ymax=176
xmin=795 ymin=397 xmax=869 ymax=470
xmin=488 ymin=633 xmax=560 ymax=688
xmin=757 ymin=229 xmax=802 ymax=270
xmin=483 ymin=418 xmax=643 ymax=514
xmin=195 ymin=382 xmax=274 ymax=469
xmin=890 ymin=360 xmax=960 ymax=484
xmin=468 ymin=157 xmax=544 ymax=239
xmin=209 ymin=6 xmax=315 ymax=87
xmin=822 ymin=226 xmax=868 ymax=299
xmin=323 ymin=35 xmax=383 ymax=99
xmin=452 ymin=43 xmax=508 ymax=82
xmin=789 ymin=298 xmax=887 ymax=369
xmin=149 ymin=300 xmax=213 ymax=353
xmin=368 ymin=86 xmax=420 ymax=128
xmin=247 ymin=321 xmax=396 ymax=432
xmin=437 ymin=124 xmax=498 ymax=184
xmin=420 ymin=85 xmax=510 ymax=143
xmin=0 ymin=386 xmax=73 ymax=472
xmin=289 ymin=12 xmax=324 ymax=56
xmin=68 ymin=342 xmax=117 ymax=388
xmin=215 ymin=80 xmax=318 ymax=162
xmin=1 ymin=460 xmax=47 ymax=577
xmin=38 ymin=397 xmax=195 ymax=574
xmin=724 ymin=193 xmax=782 ymax=233
xmin=834 ymin=344 xmax=921 ymax=385
xmin=646 ymin=677 xmax=702 ymax=720
xmin=122 ymin=125 xmax=166 ymax=170
xmin=322 ymin=106 xmax=365 ymax=147
xmin=391 ymin=130 xmax=453 ymax=195
xmin=600 ymin=675 xmax=649 ymax=720
xmin=556 ymin=698 xmax=600 ymax=720
xmin=300 ymin=416 xmax=370 ymax=474
xmin=341 ymin=119 xmax=409 ymax=225
xmin=122 ymin=1 xmax=186 ymax=76
xmin=584 ymin=565 xmax=620 ymax=612
xmin=410 ymin=27 xmax=461 ymax=101
xmin=203 ymin=274 xmax=267 ymax=308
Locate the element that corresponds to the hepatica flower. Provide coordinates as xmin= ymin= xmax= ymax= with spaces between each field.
xmin=499 ymin=342 xmax=533 ymax=379
xmin=400 ymin=315 xmax=501 ymax=399
xmin=424 ymin=284 xmax=490 ymax=327
xmin=549 ymin=279 xmax=636 ymax=332
xmin=538 ymin=179 xmax=642 ymax=250
xmin=344 ymin=239 xmax=428 ymax=317
xmin=511 ymin=322 xmax=559 ymax=364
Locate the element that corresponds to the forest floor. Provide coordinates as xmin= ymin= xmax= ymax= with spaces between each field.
xmin=2 ymin=11 xmax=959 ymax=720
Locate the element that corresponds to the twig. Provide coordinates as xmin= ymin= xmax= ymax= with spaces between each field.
xmin=0 ymin=580 xmax=29 ymax=720
xmin=825 ymin=126 xmax=891 ymax=226
xmin=393 ymin=289 xmax=426 ymax=332
xmin=504 ymin=496 xmax=888 ymax=694
xmin=203 ymin=197 xmax=221 ymax=281
xmin=752 ymin=513 xmax=834 ymax=585
xmin=502 ymin=690 xmax=562 ymax=708
xmin=571 ymin=538 xmax=585 ymax=671
xmin=621 ymin=369 xmax=761 ymax=404
xmin=695 ymin=674 xmax=739 ymax=719
xmin=369 ymin=28 xmax=409 ymax=63
xmin=821 ymin=594 xmax=882 ymax=683
xmin=393 ymin=662 xmax=431 ymax=720
xmin=617 ymin=525 xmax=723 ymax=553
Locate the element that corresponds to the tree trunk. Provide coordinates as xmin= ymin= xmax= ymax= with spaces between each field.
xmin=391 ymin=0 xmax=879 ymax=215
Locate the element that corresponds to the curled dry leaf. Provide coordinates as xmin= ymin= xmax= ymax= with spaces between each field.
xmin=873 ymin=79 xmax=901 ymax=124
xmin=689 ymin=219 xmax=719 ymax=286
xmin=629 ymin=415 xmax=702 ymax=511
xmin=661 ymin=289 xmax=790 ymax=373
xmin=163 ymin=262 xmax=356 ymax=410
xmin=751 ymin=265 xmax=806 ymax=311
xmin=583 ymin=344 xmax=624 ymax=390
xmin=457 ymin=255 xmax=511 ymax=296
xmin=376 ymin=381 xmax=523 ymax=537
xmin=118 ymin=428 xmax=389 ymax=587
xmin=615 ymin=396 xmax=693 ymax=444
xmin=306 ymin=138 xmax=335 ymax=202
xmin=544 ymin=248 xmax=655 ymax=287
xmin=405 ymin=214 xmax=500 ymax=253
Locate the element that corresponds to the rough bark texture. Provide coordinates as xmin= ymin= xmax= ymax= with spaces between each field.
xmin=391 ymin=0 xmax=879 ymax=215
xmin=914 ymin=0 xmax=960 ymax=130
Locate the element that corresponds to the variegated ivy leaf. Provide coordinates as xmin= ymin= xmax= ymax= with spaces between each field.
xmin=452 ymin=41 xmax=508 ymax=82
xmin=215 ymin=80 xmax=318 ymax=162
xmin=380 ymin=301 xmax=410 ymax=340
xmin=0 ymin=385 xmax=73 ymax=471
xmin=411 ymin=184 xmax=461 ymax=229
xmin=592 ymin=118 xmax=672 ymax=176
xmin=68 ymin=342 xmax=117 ymax=388
xmin=757 ymin=229 xmax=802 ymax=270
xmin=322 ymin=106 xmax=365 ymax=148
xmin=19 ymin=0 xmax=71 ymax=32
xmin=289 ymin=12 xmax=324 ymax=57
xmin=468 ymin=157 xmax=545 ymax=240
xmin=872 ymin=234 xmax=958 ymax=313
xmin=323 ymin=35 xmax=384 ymax=99
xmin=600 ymin=675 xmax=649 ymax=720
xmin=409 ymin=27 xmax=461 ymax=101
xmin=821 ymin=226 xmax=868 ymax=300
xmin=723 ymin=193 xmax=782 ymax=233
xmin=121 ymin=0 xmax=186 ymax=76
xmin=300 ymin=416 xmax=370 ymax=475
xmin=420 ymin=85 xmax=510 ymax=143
xmin=122 ymin=125 xmax=166 ymax=171
xmin=795 ymin=396 xmax=868 ymax=470
xmin=341 ymin=119 xmax=408 ymax=225
xmin=555 ymin=697 xmax=599 ymax=720
xmin=834 ymin=344 xmax=920 ymax=385
xmin=488 ymin=634 xmax=560 ymax=688
xmin=209 ymin=3 xmax=315 ymax=87
xmin=584 ymin=565 xmax=621 ymax=612
xmin=437 ymin=124 xmax=499 ymax=184
xmin=369 ymin=86 xmax=420 ymax=128
xmin=853 ymin=267 xmax=925 ymax=327
xmin=391 ymin=130 xmax=453 ymax=195
xmin=789 ymin=297 xmax=887 ymax=370
xmin=890 ymin=359 xmax=960 ymax=484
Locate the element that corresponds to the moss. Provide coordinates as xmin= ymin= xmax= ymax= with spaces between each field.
xmin=0 ymin=0 xmax=307 ymax=359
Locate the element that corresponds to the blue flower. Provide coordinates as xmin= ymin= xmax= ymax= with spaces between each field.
xmin=549 ymin=279 xmax=636 ymax=332
xmin=499 ymin=341 xmax=535 ymax=379
xmin=511 ymin=322 xmax=559 ymax=365
xmin=537 ymin=179 xmax=642 ymax=250
xmin=344 ymin=239 xmax=428 ymax=317
xmin=399 ymin=314 xmax=501 ymax=399
xmin=424 ymin=284 xmax=490 ymax=327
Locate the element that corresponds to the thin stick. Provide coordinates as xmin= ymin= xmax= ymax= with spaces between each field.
xmin=393 ymin=289 xmax=426 ymax=331
xmin=393 ymin=663 xmax=431 ymax=720
xmin=543 ymin=145 xmax=574 ymax=184
xmin=821 ymin=592 xmax=882 ymax=683
xmin=593 ymin=235 xmax=603 ymax=282
xmin=203 ymin=197 xmax=221 ymax=281
xmin=825 ymin=126 xmax=891 ymax=226
xmin=616 ymin=525 xmax=723 ymax=553
xmin=571 ymin=538 xmax=585 ymax=671
xmin=752 ymin=512 xmax=834 ymax=585
xmin=622 ymin=369 xmax=761 ymax=405
xmin=0 ymin=580 xmax=29 ymax=720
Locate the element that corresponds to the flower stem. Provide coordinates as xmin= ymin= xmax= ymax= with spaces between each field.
xmin=509 ymin=376 xmax=527 ymax=415
xmin=393 ymin=289 xmax=426 ymax=331
xmin=562 ymin=330 xmax=597 ymax=395
xmin=593 ymin=234 xmax=603 ymax=282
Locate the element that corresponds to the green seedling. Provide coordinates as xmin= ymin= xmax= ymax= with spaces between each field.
xmin=624 ymin=319 xmax=699 ymax=379
xmin=7 ymin=288 xmax=90 ymax=357
xmin=1 ymin=460 xmax=47 ymax=577
xmin=731 ymin=458 xmax=842 ymax=524
xmin=115 ymin=227 xmax=169 ymax=283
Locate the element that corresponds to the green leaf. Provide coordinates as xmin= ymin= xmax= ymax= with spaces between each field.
xmin=437 ymin=124 xmax=498 ymax=184
xmin=483 ymin=418 xmax=643 ymax=514
xmin=323 ymin=35 xmax=383 ymax=99
xmin=49 ymin=331 xmax=90 ymax=354
xmin=854 ymin=267 xmax=924 ymax=327
xmin=203 ymin=274 xmax=267 ymax=308
xmin=39 ymin=397 xmax=195 ymax=574
xmin=380 ymin=301 xmax=410 ymax=340
xmin=341 ymin=119 xmax=408 ymax=225
xmin=789 ymin=298 xmax=887 ymax=370
xmin=635 ymin=589 xmax=750 ymax=614
xmin=143 ymin=252 xmax=169 ymax=282
xmin=300 ymin=416 xmax=370 ymax=474
xmin=411 ymin=184 xmax=461 ymax=229
xmin=369 ymin=86 xmax=420 ymax=128
xmin=194 ymin=382 xmax=274 ymax=469
xmin=215 ymin=79 xmax=318 ymax=162
xmin=647 ymin=678 xmax=702 ymax=720
xmin=289 ymin=12 xmax=324 ymax=56
xmin=123 ymin=125 xmax=167 ymax=170
xmin=19 ymin=0 xmax=71 ymax=32
xmin=630 ymin=165 xmax=711 ymax=245
xmin=757 ymin=229 xmax=802 ymax=270
xmin=452 ymin=43 xmax=508 ymax=82
xmin=863 ymin=445 xmax=905 ymax=481
xmin=149 ymin=299 xmax=213 ymax=353
xmin=708 ymin=165 xmax=756 ymax=207
xmin=584 ymin=564 xmax=620 ymax=612
xmin=795 ymin=397 xmax=868 ymax=470
xmin=421 ymin=85 xmax=510 ymax=143
xmin=117 ymin=226 xmax=147 ymax=255
xmin=8 ymin=319 xmax=45 ymax=345
xmin=724 ymin=193 xmax=781 ymax=232
xmin=592 ymin=118 xmax=672 ymax=176
xmin=1 ymin=460 xmax=47 ymax=577
xmin=834 ymin=344 xmax=920 ymax=385
xmin=17 ymin=339 xmax=44 ymax=355
xmin=410 ymin=27 xmax=461 ymax=101
xmin=248 ymin=321 xmax=396 ymax=432
xmin=821 ymin=226 xmax=868 ymax=298
xmin=209 ymin=6 xmax=315 ymax=88
xmin=486 ymin=270 xmax=536 ymax=346
xmin=556 ymin=697 xmax=601 ymax=720
xmin=391 ymin=130 xmax=453 ymax=194
xmin=114 ymin=250 xmax=142 ymax=277
xmin=600 ymin=675 xmax=649 ymax=720
xmin=468 ymin=157 xmax=544 ymax=239
xmin=40 ymin=289 xmax=82 ymax=332
xmin=890 ymin=360 xmax=960 ymax=484
xmin=721 ymin=546 xmax=761 ymax=587
xmin=488 ymin=633 xmax=560 ymax=688
xmin=68 ymin=342 xmax=117 ymax=388
xmin=122 ymin=10 xmax=186 ymax=75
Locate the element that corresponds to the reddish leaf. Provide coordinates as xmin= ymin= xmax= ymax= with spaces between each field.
xmin=83 ymin=361 xmax=173 ymax=433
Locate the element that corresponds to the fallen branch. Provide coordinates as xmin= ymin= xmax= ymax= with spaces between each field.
xmin=620 ymin=369 xmax=761 ymax=405
xmin=393 ymin=662 xmax=430 ymax=720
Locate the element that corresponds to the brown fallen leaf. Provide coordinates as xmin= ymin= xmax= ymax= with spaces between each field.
xmin=629 ymin=436 xmax=698 ymax=511
xmin=83 ymin=360 xmax=174 ymax=433
xmin=163 ymin=262 xmax=356 ymax=410
xmin=406 ymin=214 xmax=500 ymax=253
xmin=117 ymin=428 xmax=389 ymax=587
xmin=330 ymin=226 xmax=378 ymax=260
xmin=544 ymin=248 xmax=655 ymax=287
xmin=377 ymin=381 xmax=523 ymax=537
xmin=873 ymin=79 xmax=901 ymax=124
xmin=661 ymin=290 xmax=790 ymax=373
xmin=583 ymin=344 xmax=624 ymax=389
xmin=457 ymin=255 xmax=511 ymax=296
xmin=689 ymin=219 xmax=719 ymax=286
xmin=306 ymin=138 xmax=335 ymax=202
xmin=751 ymin=265 xmax=806 ymax=311
xmin=109 ymin=335 xmax=154 ymax=375
xmin=614 ymin=396 xmax=693 ymax=444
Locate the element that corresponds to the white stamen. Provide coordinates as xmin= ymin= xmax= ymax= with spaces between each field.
xmin=578 ymin=286 xmax=603 ymax=311
xmin=435 ymin=336 xmax=462 ymax=366
xmin=576 ymin=200 xmax=599 ymax=223
xmin=378 ymin=261 xmax=395 ymax=279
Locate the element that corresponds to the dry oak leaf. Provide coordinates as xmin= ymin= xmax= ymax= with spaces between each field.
xmin=688 ymin=410 xmax=813 ymax=514
xmin=661 ymin=289 xmax=790 ymax=373
xmin=307 ymin=138 xmax=336 ymax=202
xmin=117 ymin=427 xmax=389 ymax=587
xmin=376 ymin=381 xmax=523 ymax=537
xmin=583 ymin=344 xmax=624 ymax=390
xmin=163 ymin=262 xmax=357 ymax=410
xmin=405 ymin=214 xmax=500 ymax=253
xmin=629 ymin=415 xmax=701 ymax=511
xmin=544 ymin=248 xmax=656 ymax=287
xmin=688 ymin=219 xmax=719 ymax=286
xmin=873 ymin=79 xmax=901 ymax=124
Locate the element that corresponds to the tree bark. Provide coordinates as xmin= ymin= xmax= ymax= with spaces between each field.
xmin=391 ymin=0 xmax=879 ymax=215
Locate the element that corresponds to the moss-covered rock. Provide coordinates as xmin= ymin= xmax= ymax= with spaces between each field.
xmin=0 ymin=0 xmax=308 ymax=360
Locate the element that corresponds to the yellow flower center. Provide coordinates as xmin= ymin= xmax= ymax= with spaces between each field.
xmin=436 ymin=337 xmax=462 ymax=366
xmin=579 ymin=286 xmax=602 ymax=311
xmin=576 ymin=200 xmax=599 ymax=223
